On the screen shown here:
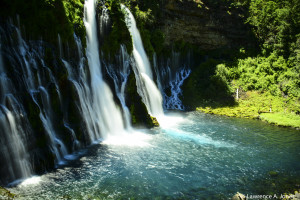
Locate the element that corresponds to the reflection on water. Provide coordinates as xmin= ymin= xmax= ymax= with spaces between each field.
xmin=10 ymin=112 xmax=300 ymax=199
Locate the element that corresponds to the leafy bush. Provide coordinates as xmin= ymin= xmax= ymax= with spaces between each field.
xmin=247 ymin=0 xmax=300 ymax=56
xmin=101 ymin=0 xmax=133 ymax=57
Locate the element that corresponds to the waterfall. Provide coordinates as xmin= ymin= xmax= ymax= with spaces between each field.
xmin=62 ymin=49 xmax=99 ymax=142
xmin=0 ymin=0 xmax=190 ymax=185
xmin=104 ymin=45 xmax=132 ymax=130
xmin=153 ymin=52 xmax=191 ymax=110
xmin=0 ymin=37 xmax=32 ymax=182
xmin=164 ymin=68 xmax=191 ymax=110
xmin=38 ymin=87 xmax=68 ymax=163
xmin=15 ymin=28 xmax=68 ymax=164
xmin=83 ymin=0 xmax=125 ymax=138
xmin=121 ymin=5 xmax=164 ymax=118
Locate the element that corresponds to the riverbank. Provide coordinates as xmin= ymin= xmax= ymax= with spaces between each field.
xmin=196 ymin=91 xmax=300 ymax=129
xmin=0 ymin=186 xmax=15 ymax=199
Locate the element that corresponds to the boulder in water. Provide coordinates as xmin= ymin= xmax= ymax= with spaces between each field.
xmin=232 ymin=192 xmax=246 ymax=200
xmin=150 ymin=116 xmax=160 ymax=127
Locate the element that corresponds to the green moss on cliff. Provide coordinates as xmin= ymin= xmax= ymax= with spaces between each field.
xmin=0 ymin=186 xmax=15 ymax=199
xmin=0 ymin=0 xmax=85 ymax=46
xmin=101 ymin=0 xmax=133 ymax=58
xmin=126 ymin=0 xmax=165 ymax=58
xmin=62 ymin=0 xmax=86 ymax=46
xmin=126 ymin=72 xmax=157 ymax=128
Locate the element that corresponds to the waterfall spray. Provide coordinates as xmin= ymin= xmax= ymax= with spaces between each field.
xmin=104 ymin=45 xmax=132 ymax=130
xmin=83 ymin=0 xmax=126 ymax=138
xmin=121 ymin=5 xmax=164 ymax=119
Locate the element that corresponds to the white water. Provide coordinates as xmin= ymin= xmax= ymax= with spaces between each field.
xmin=15 ymin=28 xmax=68 ymax=164
xmin=83 ymin=0 xmax=125 ymax=138
xmin=0 ymin=42 xmax=32 ymax=181
xmin=153 ymin=52 xmax=191 ymax=110
xmin=164 ymin=68 xmax=191 ymax=110
xmin=104 ymin=45 xmax=132 ymax=130
xmin=121 ymin=5 xmax=164 ymax=118
xmin=38 ymin=87 xmax=68 ymax=163
xmin=0 ymin=105 xmax=32 ymax=181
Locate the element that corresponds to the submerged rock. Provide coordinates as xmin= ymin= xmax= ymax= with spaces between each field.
xmin=151 ymin=116 xmax=160 ymax=127
xmin=268 ymin=171 xmax=279 ymax=177
xmin=0 ymin=186 xmax=15 ymax=199
xmin=232 ymin=192 xmax=246 ymax=200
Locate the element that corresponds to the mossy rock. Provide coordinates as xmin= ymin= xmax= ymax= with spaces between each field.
xmin=0 ymin=186 xmax=16 ymax=199
xmin=101 ymin=0 xmax=133 ymax=58
xmin=126 ymin=71 xmax=156 ymax=128
xmin=269 ymin=171 xmax=279 ymax=177
xmin=150 ymin=116 xmax=159 ymax=127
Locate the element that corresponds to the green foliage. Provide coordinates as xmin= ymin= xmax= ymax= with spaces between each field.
xmin=260 ymin=112 xmax=300 ymax=128
xmin=0 ymin=186 xmax=16 ymax=199
xmin=102 ymin=0 xmax=164 ymax=58
xmin=0 ymin=0 xmax=85 ymax=46
xmin=128 ymin=0 xmax=165 ymax=57
xmin=182 ymin=57 xmax=235 ymax=109
xmin=101 ymin=0 xmax=133 ymax=57
xmin=224 ymin=51 xmax=300 ymax=110
xmin=134 ymin=5 xmax=153 ymax=26
xmin=62 ymin=0 xmax=85 ymax=45
xmin=151 ymin=30 xmax=165 ymax=55
xmin=204 ymin=0 xmax=300 ymax=119
xmin=211 ymin=64 xmax=232 ymax=94
xmin=197 ymin=91 xmax=300 ymax=128
xmin=247 ymin=0 xmax=300 ymax=56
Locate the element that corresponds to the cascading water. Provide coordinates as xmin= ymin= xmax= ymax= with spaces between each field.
xmin=164 ymin=68 xmax=191 ymax=110
xmin=38 ymin=87 xmax=68 ymax=163
xmin=15 ymin=28 xmax=68 ymax=164
xmin=0 ymin=0 xmax=188 ymax=186
xmin=61 ymin=42 xmax=99 ymax=143
xmin=99 ymin=5 xmax=132 ymax=129
xmin=104 ymin=45 xmax=132 ymax=130
xmin=83 ymin=0 xmax=126 ymax=138
xmin=153 ymin=53 xmax=191 ymax=110
xmin=0 ymin=36 xmax=32 ymax=183
xmin=121 ymin=5 xmax=164 ymax=119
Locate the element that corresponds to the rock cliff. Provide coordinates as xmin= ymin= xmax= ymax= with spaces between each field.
xmin=159 ymin=0 xmax=252 ymax=50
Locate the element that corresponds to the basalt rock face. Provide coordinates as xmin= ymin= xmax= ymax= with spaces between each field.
xmin=160 ymin=0 xmax=252 ymax=50
xmin=125 ymin=72 xmax=156 ymax=128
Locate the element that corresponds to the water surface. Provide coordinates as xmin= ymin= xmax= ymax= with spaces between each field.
xmin=10 ymin=112 xmax=300 ymax=199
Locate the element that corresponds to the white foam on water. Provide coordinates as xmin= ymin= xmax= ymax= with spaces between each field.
xmin=19 ymin=176 xmax=41 ymax=186
xmin=102 ymin=131 xmax=152 ymax=147
xmin=164 ymin=128 xmax=235 ymax=148
xmin=9 ymin=176 xmax=42 ymax=187
xmin=157 ymin=113 xmax=188 ymax=129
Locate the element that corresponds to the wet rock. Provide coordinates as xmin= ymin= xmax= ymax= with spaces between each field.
xmin=232 ymin=192 xmax=246 ymax=200
xmin=0 ymin=186 xmax=15 ymax=199
xmin=269 ymin=171 xmax=279 ymax=177
xmin=126 ymin=72 xmax=156 ymax=128
xmin=151 ymin=116 xmax=160 ymax=127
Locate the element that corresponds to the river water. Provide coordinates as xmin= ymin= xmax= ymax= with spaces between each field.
xmin=10 ymin=112 xmax=300 ymax=199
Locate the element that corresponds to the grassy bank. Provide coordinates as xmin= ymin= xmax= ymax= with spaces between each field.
xmin=197 ymin=91 xmax=300 ymax=129
xmin=260 ymin=113 xmax=300 ymax=128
